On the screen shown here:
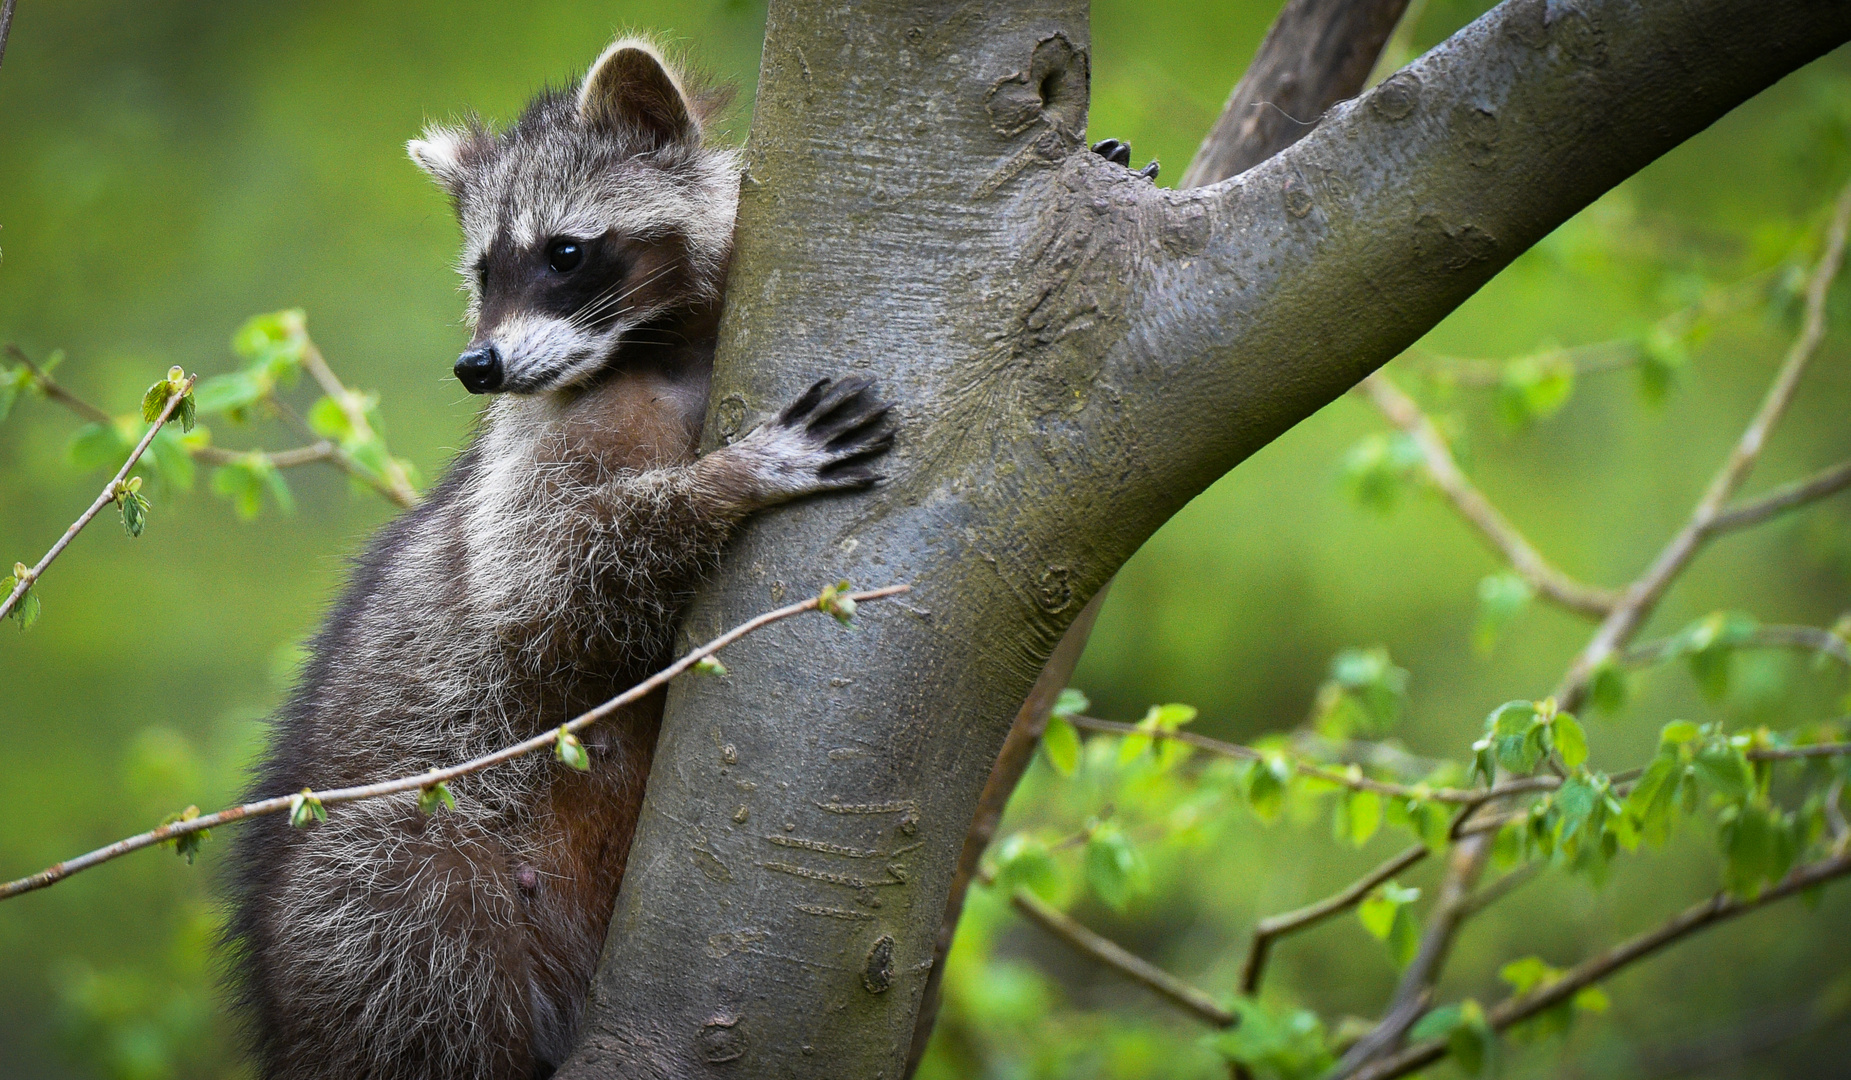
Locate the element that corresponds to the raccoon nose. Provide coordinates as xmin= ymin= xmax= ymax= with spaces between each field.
xmin=454 ymin=344 xmax=503 ymax=394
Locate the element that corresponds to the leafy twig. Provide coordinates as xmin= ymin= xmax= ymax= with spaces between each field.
xmin=1 ymin=373 xmax=196 ymax=624
xmin=6 ymin=344 xmax=111 ymax=423
xmin=1347 ymin=849 xmax=1851 ymax=1080
xmin=1357 ymin=371 xmax=1620 ymax=617
xmin=1623 ymin=624 xmax=1851 ymax=668
xmin=0 ymin=583 xmax=909 ymax=899
xmin=1066 ymin=715 xmax=1559 ymax=805
xmin=298 ymin=339 xmax=420 ymax=507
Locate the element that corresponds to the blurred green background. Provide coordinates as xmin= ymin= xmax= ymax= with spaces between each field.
xmin=1 ymin=2 xmax=1848 ymax=1078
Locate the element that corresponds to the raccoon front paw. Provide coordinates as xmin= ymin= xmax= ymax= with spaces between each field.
xmin=735 ymin=377 xmax=896 ymax=504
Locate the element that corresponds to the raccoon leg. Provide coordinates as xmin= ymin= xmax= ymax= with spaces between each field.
xmin=244 ymin=799 xmax=540 ymax=1080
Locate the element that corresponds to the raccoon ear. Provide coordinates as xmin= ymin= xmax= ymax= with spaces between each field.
xmin=408 ymin=125 xmax=478 ymax=194
xmin=578 ymin=38 xmax=700 ymax=148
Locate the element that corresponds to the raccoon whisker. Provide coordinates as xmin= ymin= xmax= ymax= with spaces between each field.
xmin=568 ymin=264 xmax=676 ymax=329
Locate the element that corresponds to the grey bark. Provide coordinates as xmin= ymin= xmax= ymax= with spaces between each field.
xmin=905 ymin=0 xmax=1416 ymax=1067
xmin=559 ymin=1 xmax=1851 ymax=1076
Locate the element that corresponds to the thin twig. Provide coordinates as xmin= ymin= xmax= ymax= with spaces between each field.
xmin=6 ymin=344 xmax=413 ymax=506
xmin=1624 ymin=625 xmax=1851 ymax=668
xmin=0 ymin=584 xmax=909 ymax=899
xmin=1005 ymin=881 xmax=1236 ymax=1026
xmin=1347 ymin=849 xmax=1851 ymax=1080
xmin=1557 ymin=177 xmax=1851 ymax=712
xmin=1066 ymin=715 xmax=1558 ymax=805
xmin=1241 ymin=844 xmax=1428 ymax=995
xmin=1 ymin=375 xmax=197 ymax=623
xmin=6 ymin=344 xmax=113 ymax=423
xmin=1709 ymin=460 xmax=1851 ymax=534
xmin=1358 ymin=371 xmax=1620 ymax=617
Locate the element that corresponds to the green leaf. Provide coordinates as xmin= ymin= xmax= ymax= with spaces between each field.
xmin=148 ymin=428 xmax=196 ymax=491
xmin=1084 ymin=824 xmax=1148 ymax=912
xmin=1624 ymin=755 xmax=1683 ymax=847
xmin=6 ymin=578 xmax=41 ymax=630
xmin=1042 ymin=714 xmax=1080 ymax=776
xmin=1341 ymin=432 xmax=1424 ymax=513
xmin=1207 ymin=999 xmax=1335 ymax=1079
xmin=1551 ymin=713 xmax=1589 ymax=770
xmin=232 ymin=309 xmax=308 ymax=363
xmin=991 ymin=833 xmax=1061 ymax=902
xmin=160 ymin=805 xmax=210 ymax=864
xmin=1498 ymin=955 xmax=1560 ymax=996
xmin=141 ymin=378 xmax=173 ymax=423
xmin=1658 ymin=720 xmax=1702 ymax=748
xmin=1338 ymin=789 xmax=1382 ymax=848
xmin=67 ymin=420 xmax=132 ymax=471
xmin=1588 ymin=661 xmax=1628 ymax=714
xmin=1693 ymin=743 xmax=1753 ymax=804
xmin=1447 ymin=1000 xmax=1495 ymax=1076
xmin=817 ymin=580 xmax=857 ymax=624
xmin=192 ymin=370 xmax=268 ymax=415
xmin=1409 ymin=1003 xmax=1464 ymax=1042
xmin=1358 ymin=881 xmax=1419 ymax=940
xmin=554 ymin=728 xmax=591 ymax=771
xmin=1573 ymin=986 xmax=1610 ymax=1013
xmin=1051 ymin=687 xmax=1089 ymax=718
xmin=1497 ymin=352 xmax=1575 ymax=427
xmin=1552 ymin=774 xmax=1600 ymax=846
xmin=1315 ymin=647 xmax=1408 ymax=738
xmin=418 ymin=780 xmax=456 ymax=816
xmin=1637 ymin=324 xmax=1689 ymax=403
xmin=1246 ymin=756 xmax=1290 ymax=823
xmin=692 ymin=655 xmax=727 ymax=677
xmin=118 ymin=489 xmax=151 ymax=538
xmin=1720 ymin=804 xmax=1795 ymax=899
xmin=307 ymin=394 xmax=354 ymax=441
xmin=1474 ymin=573 xmax=1534 ymax=654
xmin=288 ymin=789 xmax=326 ymax=829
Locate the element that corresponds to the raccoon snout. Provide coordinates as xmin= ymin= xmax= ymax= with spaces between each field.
xmin=454 ymin=344 xmax=504 ymax=394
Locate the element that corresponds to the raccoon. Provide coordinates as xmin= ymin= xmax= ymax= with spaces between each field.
xmin=224 ymin=39 xmax=895 ymax=1080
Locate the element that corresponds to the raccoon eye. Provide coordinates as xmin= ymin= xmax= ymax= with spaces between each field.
xmin=546 ymin=238 xmax=585 ymax=274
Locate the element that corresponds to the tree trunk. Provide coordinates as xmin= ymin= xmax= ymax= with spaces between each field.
xmin=559 ymin=1 xmax=1851 ymax=1076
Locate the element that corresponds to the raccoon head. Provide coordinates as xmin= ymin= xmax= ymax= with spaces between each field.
xmin=409 ymin=39 xmax=739 ymax=395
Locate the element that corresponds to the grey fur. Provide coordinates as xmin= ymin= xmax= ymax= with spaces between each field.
xmin=225 ymin=38 xmax=893 ymax=1080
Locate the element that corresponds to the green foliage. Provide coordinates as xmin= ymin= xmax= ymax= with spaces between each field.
xmin=1084 ymin=823 xmax=1151 ymax=912
xmin=157 ymin=806 xmax=209 ymax=865
xmin=1474 ymin=572 xmax=1534 ymax=654
xmin=210 ymin=454 xmax=293 ymax=519
xmin=991 ymin=833 xmax=1063 ymax=902
xmin=286 ymin=789 xmax=325 ymax=829
xmin=817 ymin=579 xmax=858 ymax=624
xmin=1340 ymin=431 xmax=1423 ymax=513
xmin=692 ymin=654 xmax=728 ymax=677
xmin=417 ymin=780 xmax=456 ymax=816
xmin=1205 ymin=998 xmax=1334 ymax=1080
xmin=1496 ymin=351 xmax=1575 ymax=427
xmin=554 ymin=728 xmax=591 ymax=771
xmin=1312 ymin=647 xmax=1408 ymax=738
xmin=1358 ymin=880 xmax=1422 ymax=968
xmin=1409 ymin=999 xmax=1496 ymax=1075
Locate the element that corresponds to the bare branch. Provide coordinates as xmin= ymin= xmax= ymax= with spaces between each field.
xmin=1006 ymin=882 xmax=1236 ymax=1027
xmin=1558 ymin=177 xmax=1851 ymax=710
xmin=1 ymin=374 xmax=197 ymax=623
xmin=1181 ymin=0 xmax=1411 ymax=188
xmin=1358 ymin=372 xmax=1620 ymax=617
xmin=6 ymin=344 xmax=113 ymax=424
xmin=1710 ymin=460 xmax=1851 ymax=534
xmin=1241 ymin=844 xmax=1428 ymax=995
xmin=1348 ymin=849 xmax=1851 ymax=1080
xmin=0 ymin=584 xmax=909 ymax=899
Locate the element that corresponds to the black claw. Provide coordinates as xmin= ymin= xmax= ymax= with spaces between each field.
xmin=821 ymin=404 xmax=893 ymax=448
xmin=1137 ymin=160 xmax=1160 ymax=181
xmin=778 ymin=378 xmax=832 ymax=425
xmin=806 ymin=377 xmax=874 ymax=430
xmin=1091 ymin=138 xmax=1130 ymax=166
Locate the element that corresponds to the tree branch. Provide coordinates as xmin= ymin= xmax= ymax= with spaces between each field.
xmin=1556 ymin=177 xmax=1851 ymax=709
xmin=1358 ymin=371 xmax=1619 ymax=616
xmin=1006 ymin=880 xmax=1236 ymax=1027
xmin=1709 ymin=459 xmax=1851 ymax=535
xmin=1181 ymin=0 xmax=1412 ymax=188
xmin=6 ymin=344 xmax=112 ymax=423
xmin=0 ymin=0 xmax=17 ymax=74
xmin=1241 ymin=844 xmax=1429 ymax=995
xmin=1 ymin=374 xmax=196 ymax=624
xmin=295 ymin=340 xmax=421 ymax=508
xmin=0 ymin=584 xmax=909 ymax=900
xmin=1347 ymin=849 xmax=1851 ymax=1080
